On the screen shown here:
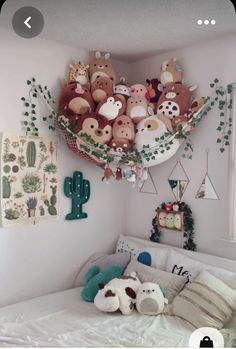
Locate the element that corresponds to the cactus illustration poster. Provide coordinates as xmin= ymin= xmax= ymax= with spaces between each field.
xmin=0 ymin=134 xmax=59 ymax=227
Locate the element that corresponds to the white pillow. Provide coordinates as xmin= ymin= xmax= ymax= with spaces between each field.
xmin=166 ymin=249 xmax=236 ymax=289
xmin=171 ymin=270 xmax=236 ymax=329
xmin=124 ymin=259 xmax=186 ymax=302
xmin=116 ymin=235 xmax=169 ymax=270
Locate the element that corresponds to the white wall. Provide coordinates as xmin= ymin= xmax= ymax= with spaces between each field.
xmin=125 ymin=33 xmax=236 ymax=260
xmin=0 ymin=28 xmax=130 ymax=307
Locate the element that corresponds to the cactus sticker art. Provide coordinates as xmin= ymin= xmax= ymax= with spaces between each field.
xmin=0 ymin=134 xmax=59 ymax=226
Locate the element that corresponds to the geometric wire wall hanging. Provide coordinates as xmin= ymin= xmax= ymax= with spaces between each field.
xmin=139 ymin=169 xmax=158 ymax=195
xmin=168 ymin=160 xmax=189 ymax=201
xmin=195 ymin=148 xmax=219 ymax=200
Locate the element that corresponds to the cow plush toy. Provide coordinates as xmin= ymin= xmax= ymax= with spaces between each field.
xmin=94 ymin=272 xmax=141 ymax=315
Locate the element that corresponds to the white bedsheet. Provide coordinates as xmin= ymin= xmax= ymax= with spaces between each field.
xmin=0 ymin=287 xmax=235 ymax=347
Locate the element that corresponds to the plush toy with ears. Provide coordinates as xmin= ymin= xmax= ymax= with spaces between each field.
xmin=89 ymin=51 xmax=116 ymax=84
xmin=94 ymin=272 xmax=141 ymax=315
xmin=160 ymin=58 xmax=183 ymax=87
xmin=68 ymin=62 xmax=90 ymax=86
xmin=91 ymin=76 xmax=113 ymax=103
xmin=136 ymin=282 xmax=168 ymax=315
xmin=59 ymin=82 xmax=95 ymax=128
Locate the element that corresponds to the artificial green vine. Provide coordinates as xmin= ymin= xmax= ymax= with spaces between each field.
xmin=150 ymin=201 xmax=196 ymax=251
xmin=209 ymin=79 xmax=233 ymax=152
xmin=21 ymin=77 xmax=56 ymax=136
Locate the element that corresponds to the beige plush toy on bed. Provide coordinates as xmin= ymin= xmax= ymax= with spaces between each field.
xmin=136 ymin=282 xmax=168 ymax=315
xmin=94 ymin=272 xmax=141 ymax=315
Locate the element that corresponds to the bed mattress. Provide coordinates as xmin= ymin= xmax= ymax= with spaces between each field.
xmin=0 ymin=287 xmax=235 ymax=347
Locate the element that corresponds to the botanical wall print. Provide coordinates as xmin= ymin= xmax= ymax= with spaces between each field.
xmin=168 ymin=160 xmax=189 ymax=201
xmin=139 ymin=169 xmax=158 ymax=195
xmin=195 ymin=149 xmax=219 ymax=200
xmin=64 ymin=171 xmax=90 ymax=220
xmin=0 ymin=134 xmax=59 ymax=227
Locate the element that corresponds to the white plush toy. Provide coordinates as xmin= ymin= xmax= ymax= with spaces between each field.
xmin=136 ymin=282 xmax=168 ymax=315
xmin=94 ymin=272 xmax=141 ymax=315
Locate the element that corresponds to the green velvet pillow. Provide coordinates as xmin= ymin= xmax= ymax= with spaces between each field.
xmin=81 ymin=265 xmax=124 ymax=302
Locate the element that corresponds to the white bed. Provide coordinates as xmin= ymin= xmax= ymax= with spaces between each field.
xmin=0 ymin=286 xmax=235 ymax=348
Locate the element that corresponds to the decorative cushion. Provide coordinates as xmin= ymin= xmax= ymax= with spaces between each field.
xmin=116 ymin=235 xmax=169 ymax=270
xmin=124 ymin=259 xmax=186 ymax=303
xmin=171 ymin=270 xmax=236 ymax=329
xmin=74 ymin=252 xmax=130 ymax=287
xmin=166 ymin=249 xmax=236 ymax=289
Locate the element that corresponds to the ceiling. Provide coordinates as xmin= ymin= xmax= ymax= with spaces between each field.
xmin=1 ymin=0 xmax=236 ymax=62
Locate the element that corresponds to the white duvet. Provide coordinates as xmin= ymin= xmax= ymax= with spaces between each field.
xmin=0 ymin=287 xmax=235 ymax=347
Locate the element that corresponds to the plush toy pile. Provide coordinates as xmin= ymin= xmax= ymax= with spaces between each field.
xmin=57 ymin=52 xmax=205 ymax=183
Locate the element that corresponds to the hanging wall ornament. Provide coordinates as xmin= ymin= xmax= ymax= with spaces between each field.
xmin=139 ymin=169 xmax=158 ymax=195
xmin=195 ymin=149 xmax=219 ymax=200
xmin=168 ymin=160 xmax=189 ymax=202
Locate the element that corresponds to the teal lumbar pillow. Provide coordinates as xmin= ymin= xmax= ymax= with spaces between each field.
xmin=81 ymin=265 xmax=124 ymax=302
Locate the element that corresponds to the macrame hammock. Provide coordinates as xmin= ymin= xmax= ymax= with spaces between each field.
xmin=22 ymin=78 xmax=232 ymax=186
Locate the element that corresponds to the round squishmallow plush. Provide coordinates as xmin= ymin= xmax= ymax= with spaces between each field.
xmin=126 ymin=96 xmax=150 ymax=124
xmin=174 ymin=213 xmax=182 ymax=230
xmin=89 ymin=51 xmax=116 ymax=84
xmin=96 ymin=95 xmax=126 ymax=121
xmin=165 ymin=213 xmax=175 ymax=229
xmin=159 ymin=58 xmax=183 ymax=87
xmin=110 ymin=115 xmax=135 ymax=151
xmin=136 ymin=282 xmax=168 ymax=315
xmin=113 ymin=77 xmax=130 ymax=101
xmin=134 ymin=115 xmax=180 ymax=167
xmin=130 ymin=84 xmax=148 ymax=99
xmin=157 ymin=82 xmax=197 ymax=122
xmin=91 ymin=76 xmax=114 ymax=104
xmin=158 ymin=211 xmax=167 ymax=227
xmin=146 ymin=78 xmax=163 ymax=103
xmin=68 ymin=62 xmax=90 ymax=86
xmin=75 ymin=112 xmax=112 ymax=145
xmin=59 ymin=82 xmax=95 ymax=127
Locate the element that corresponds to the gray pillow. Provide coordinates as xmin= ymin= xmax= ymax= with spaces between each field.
xmin=74 ymin=252 xmax=131 ymax=287
xmin=124 ymin=259 xmax=186 ymax=303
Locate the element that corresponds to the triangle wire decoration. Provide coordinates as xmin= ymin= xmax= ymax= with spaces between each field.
xmin=139 ymin=169 xmax=158 ymax=195
xmin=195 ymin=149 xmax=219 ymax=200
xmin=168 ymin=160 xmax=190 ymax=201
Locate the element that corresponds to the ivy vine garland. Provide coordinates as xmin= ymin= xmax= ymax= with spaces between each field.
xmin=20 ymin=77 xmax=234 ymax=167
xmin=150 ymin=201 xmax=196 ymax=251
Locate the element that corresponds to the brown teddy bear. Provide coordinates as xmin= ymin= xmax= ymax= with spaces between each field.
xmin=74 ymin=113 xmax=112 ymax=145
xmin=146 ymin=78 xmax=163 ymax=103
xmin=59 ymin=82 xmax=95 ymax=128
xmin=91 ymin=77 xmax=113 ymax=104
xmin=110 ymin=115 xmax=135 ymax=151
xmin=89 ymin=51 xmax=116 ymax=84
xmin=96 ymin=95 xmax=126 ymax=121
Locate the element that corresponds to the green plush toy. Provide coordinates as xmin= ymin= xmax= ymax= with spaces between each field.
xmin=81 ymin=265 xmax=124 ymax=302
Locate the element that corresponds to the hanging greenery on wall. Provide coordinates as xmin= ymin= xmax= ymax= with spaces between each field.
xmin=150 ymin=201 xmax=196 ymax=251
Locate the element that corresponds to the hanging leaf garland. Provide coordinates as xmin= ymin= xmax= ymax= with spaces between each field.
xmin=209 ymin=79 xmax=233 ymax=152
xmin=21 ymin=77 xmax=56 ymax=136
